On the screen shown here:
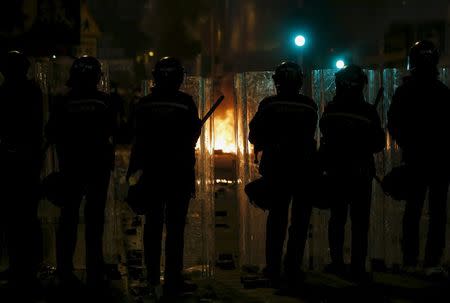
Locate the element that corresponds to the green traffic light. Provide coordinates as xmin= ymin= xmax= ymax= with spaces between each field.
xmin=336 ymin=60 xmax=345 ymax=69
xmin=295 ymin=35 xmax=306 ymax=47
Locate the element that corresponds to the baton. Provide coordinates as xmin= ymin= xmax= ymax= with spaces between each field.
xmin=201 ymin=95 xmax=225 ymax=126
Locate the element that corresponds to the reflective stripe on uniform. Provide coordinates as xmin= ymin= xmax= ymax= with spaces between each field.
xmin=141 ymin=102 xmax=190 ymax=111
xmin=66 ymin=99 xmax=108 ymax=113
xmin=67 ymin=99 xmax=107 ymax=108
xmin=262 ymin=101 xmax=316 ymax=113
xmin=322 ymin=112 xmax=372 ymax=124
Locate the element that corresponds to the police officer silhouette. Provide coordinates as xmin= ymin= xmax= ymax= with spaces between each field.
xmin=388 ymin=41 xmax=450 ymax=277
xmin=127 ymin=57 xmax=201 ymax=297
xmin=320 ymin=65 xmax=385 ymax=281
xmin=46 ymin=56 xmax=117 ymax=289
xmin=249 ymin=61 xmax=318 ymax=289
xmin=0 ymin=51 xmax=43 ymax=291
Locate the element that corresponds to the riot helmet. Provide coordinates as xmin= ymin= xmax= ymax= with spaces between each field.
xmin=335 ymin=64 xmax=367 ymax=97
xmin=152 ymin=57 xmax=185 ymax=91
xmin=408 ymin=40 xmax=439 ymax=75
xmin=272 ymin=61 xmax=303 ymax=95
xmin=67 ymin=55 xmax=102 ymax=89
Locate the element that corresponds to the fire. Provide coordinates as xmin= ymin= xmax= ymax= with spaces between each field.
xmin=214 ymin=108 xmax=236 ymax=153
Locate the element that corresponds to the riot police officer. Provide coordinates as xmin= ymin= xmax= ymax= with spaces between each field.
xmin=127 ymin=57 xmax=201 ymax=296
xmin=45 ymin=56 xmax=117 ymax=288
xmin=320 ymin=65 xmax=385 ymax=280
xmin=249 ymin=61 xmax=318 ymax=289
xmin=0 ymin=51 xmax=43 ymax=290
xmin=388 ymin=41 xmax=450 ymax=276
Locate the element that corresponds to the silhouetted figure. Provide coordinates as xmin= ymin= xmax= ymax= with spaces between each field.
xmin=320 ymin=65 xmax=385 ymax=280
xmin=0 ymin=51 xmax=43 ymax=290
xmin=45 ymin=56 xmax=116 ymax=289
xmin=388 ymin=41 xmax=450 ymax=277
xmin=249 ymin=62 xmax=318 ymax=289
xmin=127 ymin=57 xmax=201 ymax=297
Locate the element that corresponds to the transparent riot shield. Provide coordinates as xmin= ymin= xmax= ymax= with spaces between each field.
xmin=439 ymin=68 xmax=450 ymax=264
xmin=120 ymin=78 xmax=214 ymax=294
xmin=181 ymin=77 xmax=215 ymax=277
xmin=378 ymin=68 xmax=450 ymax=267
xmin=311 ymin=68 xmax=408 ymax=269
xmin=33 ymin=59 xmax=122 ymax=273
xmin=236 ymin=67 xmax=450 ymax=271
xmin=234 ymin=72 xmax=275 ymax=268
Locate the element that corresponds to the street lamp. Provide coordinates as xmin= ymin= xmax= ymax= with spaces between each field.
xmin=294 ymin=34 xmax=308 ymax=94
xmin=336 ymin=59 xmax=345 ymax=69
xmin=294 ymin=35 xmax=306 ymax=47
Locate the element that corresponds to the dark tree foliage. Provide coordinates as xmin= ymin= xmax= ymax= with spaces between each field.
xmin=87 ymin=0 xmax=153 ymax=57
xmin=150 ymin=0 xmax=212 ymax=59
xmin=0 ymin=1 xmax=27 ymax=34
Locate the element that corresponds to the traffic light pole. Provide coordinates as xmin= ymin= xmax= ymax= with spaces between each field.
xmin=299 ymin=50 xmax=312 ymax=98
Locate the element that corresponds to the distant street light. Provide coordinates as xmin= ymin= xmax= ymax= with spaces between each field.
xmin=295 ymin=35 xmax=306 ymax=47
xmin=336 ymin=59 xmax=345 ymax=69
xmin=294 ymin=34 xmax=307 ymax=93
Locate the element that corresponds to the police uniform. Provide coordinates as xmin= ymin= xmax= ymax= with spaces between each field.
xmin=46 ymin=76 xmax=116 ymax=285
xmin=129 ymin=87 xmax=201 ymax=289
xmin=320 ymin=93 xmax=385 ymax=275
xmin=249 ymin=92 xmax=318 ymax=284
xmin=0 ymin=73 xmax=43 ymax=284
xmin=388 ymin=68 xmax=450 ymax=268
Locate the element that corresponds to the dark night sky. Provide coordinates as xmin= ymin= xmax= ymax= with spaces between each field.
xmin=86 ymin=0 xmax=449 ymax=65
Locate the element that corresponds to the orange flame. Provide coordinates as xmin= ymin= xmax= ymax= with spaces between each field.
xmin=214 ymin=108 xmax=236 ymax=153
